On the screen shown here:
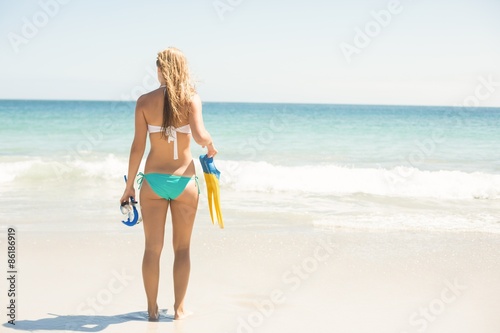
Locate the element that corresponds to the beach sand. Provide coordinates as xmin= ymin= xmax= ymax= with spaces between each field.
xmin=2 ymin=218 xmax=500 ymax=333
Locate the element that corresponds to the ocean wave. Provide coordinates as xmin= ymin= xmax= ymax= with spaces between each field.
xmin=1 ymin=157 xmax=499 ymax=200
xmin=0 ymin=155 xmax=129 ymax=184
xmin=216 ymin=160 xmax=500 ymax=200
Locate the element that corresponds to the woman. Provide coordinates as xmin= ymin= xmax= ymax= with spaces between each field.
xmin=120 ymin=47 xmax=217 ymax=321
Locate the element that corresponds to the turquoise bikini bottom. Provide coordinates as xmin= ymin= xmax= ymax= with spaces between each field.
xmin=137 ymin=172 xmax=199 ymax=200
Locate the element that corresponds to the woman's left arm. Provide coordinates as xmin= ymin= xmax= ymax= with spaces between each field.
xmin=120 ymin=97 xmax=148 ymax=204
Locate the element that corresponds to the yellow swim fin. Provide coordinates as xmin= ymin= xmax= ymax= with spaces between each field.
xmin=203 ymin=173 xmax=215 ymax=225
xmin=199 ymin=155 xmax=224 ymax=229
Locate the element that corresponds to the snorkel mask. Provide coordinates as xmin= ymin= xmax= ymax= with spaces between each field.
xmin=120 ymin=175 xmax=142 ymax=226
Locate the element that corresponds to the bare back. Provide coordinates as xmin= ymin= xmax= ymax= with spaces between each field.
xmin=139 ymin=87 xmax=195 ymax=177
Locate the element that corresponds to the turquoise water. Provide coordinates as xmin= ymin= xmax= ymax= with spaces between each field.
xmin=210 ymin=103 xmax=500 ymax=172
xmin=1 ymin=100 xmax=499 ymax=232
xmin=3 ymin=100 xmax=500 ymax=171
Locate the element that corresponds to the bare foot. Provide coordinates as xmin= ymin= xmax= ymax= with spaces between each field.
xmin=148 ymin=304 xmax=159 ymax=322
xmin=174 ymin=309 xmax=193 ymax=320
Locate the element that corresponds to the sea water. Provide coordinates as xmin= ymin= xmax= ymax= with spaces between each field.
xmin=1 ymin=100 xmax=499 ymax=232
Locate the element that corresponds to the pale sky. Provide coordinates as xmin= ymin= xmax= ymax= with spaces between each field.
xmin=1 ymin=0 xmax=499 ymax=106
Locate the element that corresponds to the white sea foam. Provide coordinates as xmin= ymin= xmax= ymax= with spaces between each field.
xmin=0 ymin=154 xmax=129 ymax=184
xmin=313 ymin=212 xmax=500 ymax=234
xmin=216 ymin=160 xmax=500 ymax=200
xmin=1 ymin=157 xmax=499 ymax=200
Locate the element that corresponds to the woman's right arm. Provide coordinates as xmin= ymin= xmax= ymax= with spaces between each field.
xmin=120 ymin=97 xmax=148 ymax=204
xmin=189 ymin=94 xmax=218 ymax=158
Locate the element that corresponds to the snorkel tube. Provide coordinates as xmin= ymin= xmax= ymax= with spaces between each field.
xmin=120 ymin=175 xmax=141 ymax=227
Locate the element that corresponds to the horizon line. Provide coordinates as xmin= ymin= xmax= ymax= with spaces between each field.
xmin=0 ymin=98 xmax=499 ymax=110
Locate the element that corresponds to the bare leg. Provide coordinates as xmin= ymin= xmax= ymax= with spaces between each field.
xmin=170 ymin=179 xmax=199 ymax=319
xmin=140 ymin=180 xmax=169 ymax=321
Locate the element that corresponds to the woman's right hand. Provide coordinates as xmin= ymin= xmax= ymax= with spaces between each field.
xmin=206 ymin=142 xmax=218 ymax=158
xmin=120 ymin=187 xmax=136 ymax=205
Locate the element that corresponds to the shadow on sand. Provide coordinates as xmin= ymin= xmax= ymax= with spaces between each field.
xmin=3 ymin=311 xmax=173 ymax=331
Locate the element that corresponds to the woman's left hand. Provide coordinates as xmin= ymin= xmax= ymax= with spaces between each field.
xmin=206 ymin=143 xmax=218 ymax=158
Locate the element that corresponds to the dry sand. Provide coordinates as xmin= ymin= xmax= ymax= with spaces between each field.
xmin=1 ymin=222 xmax=500 ymax=333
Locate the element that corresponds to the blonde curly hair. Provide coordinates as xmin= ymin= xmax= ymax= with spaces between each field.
xmin=156 ymin=47 xmax=196 ymax=137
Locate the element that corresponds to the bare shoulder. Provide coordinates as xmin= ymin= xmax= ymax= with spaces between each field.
xmin=136 ymin=94 xmax=146 ymax=107
xmin=188 ymin=93 xmax=202 ymax=112
xmin=137 ymin=88 xmax=162 ymax=111
xmin=135 ymin=96 xmax=148 ymax=119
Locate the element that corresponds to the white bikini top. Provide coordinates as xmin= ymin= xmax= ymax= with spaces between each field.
xmin=148 ymin=124 xmax=191 ymax=160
